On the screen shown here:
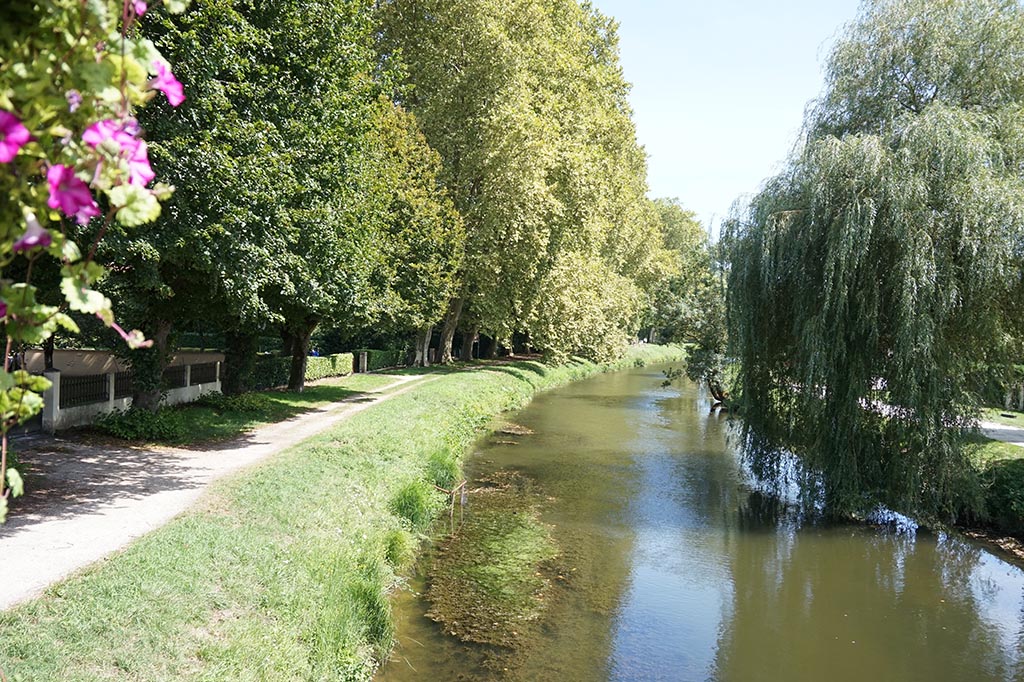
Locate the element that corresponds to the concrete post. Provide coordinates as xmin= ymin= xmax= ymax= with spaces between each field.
xmin=42 ymin=369 xmax=61 ymax=434
xmin=106 ymin=372 xmax=115 ymax=410
xmin=185 ymin=364 xmax=192 ymax=387
xmin=358 ymin=352 xmax=368 ymax=373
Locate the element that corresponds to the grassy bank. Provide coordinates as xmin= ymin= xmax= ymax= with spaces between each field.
xmin=0 ymin=344 xmax=684 ymax=681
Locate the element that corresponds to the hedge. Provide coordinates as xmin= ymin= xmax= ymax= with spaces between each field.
xmin=354 ymin=348 xmax=405 ymax=371
xmin=252 ymin=353 xmax=354 ymax=390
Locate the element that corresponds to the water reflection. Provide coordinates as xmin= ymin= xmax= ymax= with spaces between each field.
xmin=379 ymin=366 xmax=1024 ymax=682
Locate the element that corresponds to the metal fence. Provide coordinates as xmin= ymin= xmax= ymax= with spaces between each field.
xmin=59 ymin=374 xmax=108 ymax=409
xmin=190 ymin=362 xmax=218 ymax=384
xmin=114 ymin=371 xmax=133 ymax=399
xmin=162 ymin=365 xmax=188 ymax=389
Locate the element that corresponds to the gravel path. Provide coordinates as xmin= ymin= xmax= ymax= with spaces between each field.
xmin=0 ymin=374 xmax=427 ymax=610
xmin=981 ymin=420 xmax=1024 ymax=447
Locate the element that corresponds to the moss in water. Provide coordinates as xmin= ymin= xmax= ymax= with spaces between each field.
xmin=425 ymin=471 xmax=557 ymax=648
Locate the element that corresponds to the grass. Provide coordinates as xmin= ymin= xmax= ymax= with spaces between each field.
xmin=0 ymin=344 xmax=685 ymax=681
xmin=91 ymin=373 xmax=396 ymax=445
xmin=982 ymin=406 xmax=1024 ymax=429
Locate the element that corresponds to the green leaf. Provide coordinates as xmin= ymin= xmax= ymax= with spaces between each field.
xmin=166 ymin=0 xmax=191 ymax=13
xmin=109 ymin=185 xmax=162 ymax=227
xmin=61 ymin=276 xmax=113 ymax=322
xmin=6 ymin=468 xmax=24 ymax=499
xmin=0 ymin=497 xmax=7 ymax=524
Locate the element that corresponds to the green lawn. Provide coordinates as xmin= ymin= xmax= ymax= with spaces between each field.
xmin=0 ymin=345 xmax=685 ymax=681
xmin=982 ymin=406 xmax=1024 ymax=429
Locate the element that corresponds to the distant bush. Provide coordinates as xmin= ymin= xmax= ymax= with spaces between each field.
xmin=195 ymin=392 xmax=273 ymax=413
xmin=94 ymin=408 xmax=187 ymax=441
xmin=982 ymin=458 xmax=1024 ymax=535
xmin=252 ymin=352 xmax=354 ymax=390
xmin=353 ymin=349 xmax=404 ymax=371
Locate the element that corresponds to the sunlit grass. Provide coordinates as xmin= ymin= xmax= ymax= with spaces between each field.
xmin=0 ymin=345 xmax=686 ymax=681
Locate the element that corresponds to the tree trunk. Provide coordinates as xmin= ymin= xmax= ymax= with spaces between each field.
xmin=280 ymin=329 xmax=295 ymax=357
xmin=414 ymin=326 xmax=432 ymax=367
xmin=223 ymin=330 xmax=258 ymax=395
xmin=460 ymin=326 xmax=479 ymax=361
xmin=480 ymin=334 xmax=497 ymax=359
xmin=436 ymin=297 xmax=464 ymax=365
xmin=43 ymin=335 xmax=54 ymax=371
xmin=132 ymin=319 xmax=172 ymax=412
xmin=287 ymin=320 xmax=318 ymax=392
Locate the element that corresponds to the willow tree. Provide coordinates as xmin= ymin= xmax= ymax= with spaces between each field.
xmin=727 ymin=0 xmax=1024 ymax=520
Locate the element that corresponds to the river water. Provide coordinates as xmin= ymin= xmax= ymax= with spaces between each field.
xmin=377 ymin=364 xmax=1024 ymax=681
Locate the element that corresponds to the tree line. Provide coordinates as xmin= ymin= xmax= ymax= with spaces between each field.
xmin=19 ymin=0 xmax=711 ymax=407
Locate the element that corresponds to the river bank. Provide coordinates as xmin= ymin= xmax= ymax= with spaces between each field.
xmin=0 ymin=344 xmax=685 ymax=681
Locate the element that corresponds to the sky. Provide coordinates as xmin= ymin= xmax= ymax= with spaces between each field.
xmin=590 ymin=0 xmax=862 ymax=234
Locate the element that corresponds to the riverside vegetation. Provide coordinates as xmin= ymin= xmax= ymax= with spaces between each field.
xmin=0 ymin=344 xmax=684 ymax=681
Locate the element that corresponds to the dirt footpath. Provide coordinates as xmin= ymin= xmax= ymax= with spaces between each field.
xmin=0 ymin=374 xmax=426 ymax=610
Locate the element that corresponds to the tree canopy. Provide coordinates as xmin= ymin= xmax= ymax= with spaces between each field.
xmin=726 ymin=0 xmax=1024 ymax=520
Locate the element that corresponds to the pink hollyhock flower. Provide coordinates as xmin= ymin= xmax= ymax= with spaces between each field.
xmin=150 ymin=61 xmax=185 ymax=107
xmin=13 ymin=213 xmax=53 ymax=253
xmin=0 ymin=111 xmax=30 ymax=163
xmin=0 ymin=301 xmax=7 ymax=318
xmin=133 ymin=1 xmax=147 ymax=16
xmin=82 ymin=119 xmax=154 ymax=186
xmin=46 ymin=165 xmax=100 ymax=225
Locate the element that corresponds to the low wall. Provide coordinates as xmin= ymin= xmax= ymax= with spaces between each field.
xmin=42 ymin=362 xmax=222 ymax=433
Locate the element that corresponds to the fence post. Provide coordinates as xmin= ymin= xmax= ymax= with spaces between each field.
xmin=42 ymin=369 xmax=61 ymax=434
xmin=106 ymin=371 xmax=115 ymax=410
xmin=358 ymin=352 xmax=368 ymax=373
xmin=185 ymin=364 xmax=192 ymax=387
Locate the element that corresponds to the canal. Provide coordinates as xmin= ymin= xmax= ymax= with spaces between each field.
xmin=378 ymin=364 xmax=1024 ymax=681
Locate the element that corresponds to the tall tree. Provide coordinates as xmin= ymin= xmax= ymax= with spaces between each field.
xmin=727 ymin=0 xmax=1024 ymax=520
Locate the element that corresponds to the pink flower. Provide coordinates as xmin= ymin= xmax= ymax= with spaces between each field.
xmin=107 ymin=318 xmax=153 ymax=349
xmin=46 ymin=165 xmax=100 ymax=225
xmin=13 ymin=213 xmax=53 ymax=253
xmin=149 ymin=61 xmax=185 ymax=107
xmin=133 ymin=1 xmax=147 ymax=16
xmin=0 ymin=111 xmax=30 ymax=163
xmin=82 ymin=119 xmax=154 ymax=186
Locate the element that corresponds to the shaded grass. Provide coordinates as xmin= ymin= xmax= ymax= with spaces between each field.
xmin=0 ymin=344 xmax=685 ymax=681
xmin=92 ymin=373 xmax=396 ymax=446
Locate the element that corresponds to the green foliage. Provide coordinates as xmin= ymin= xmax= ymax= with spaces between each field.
xmin=382 ymin=528 xmax=417 ymax=569
xmin=251 ymin=353 xmax=354 ymax=391
xmin=389 ymin=480 xmax=438 ymax=530
xmin=425 ymin=449 xmax=460 ymax=490
xmin=983 ymin=459 xmax=1024 ymax=534
xmin=194 ymin=391 xmax=273 ymax=414
xmin=726 ymin=0 xmax=1024 ymax=520
xmin=94 ymin=407 xmax=187 ymax=441
xmin=378 ymin=0 xmax=670 ymax=361
xmin=353 ymin=349 xmax=404 ymax=371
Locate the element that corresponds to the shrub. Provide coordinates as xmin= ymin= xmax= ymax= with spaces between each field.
xmin=425 ymin=449 xmax=460 ymax=490
xmin=982 ymin=458 xmax=1024 ymax=535
xmin=94 ymin=408 xmax=187 ymax=441
xmin=195 ymin=391 xmax=272 ymax=413
xmin=388 ymin=480 xmax=436 ymax=530
xmin=353 ymin=349 xmax=404 ymax=371
xmin=382 ymin=528 xmax=416 ymax=569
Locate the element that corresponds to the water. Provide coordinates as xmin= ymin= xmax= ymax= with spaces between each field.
xmin=378 ymin=365 xmax=1024 ymax=681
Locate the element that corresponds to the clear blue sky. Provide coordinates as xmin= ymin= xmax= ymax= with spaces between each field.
xmin=590 ymin=0 xmax=862 ymax=233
